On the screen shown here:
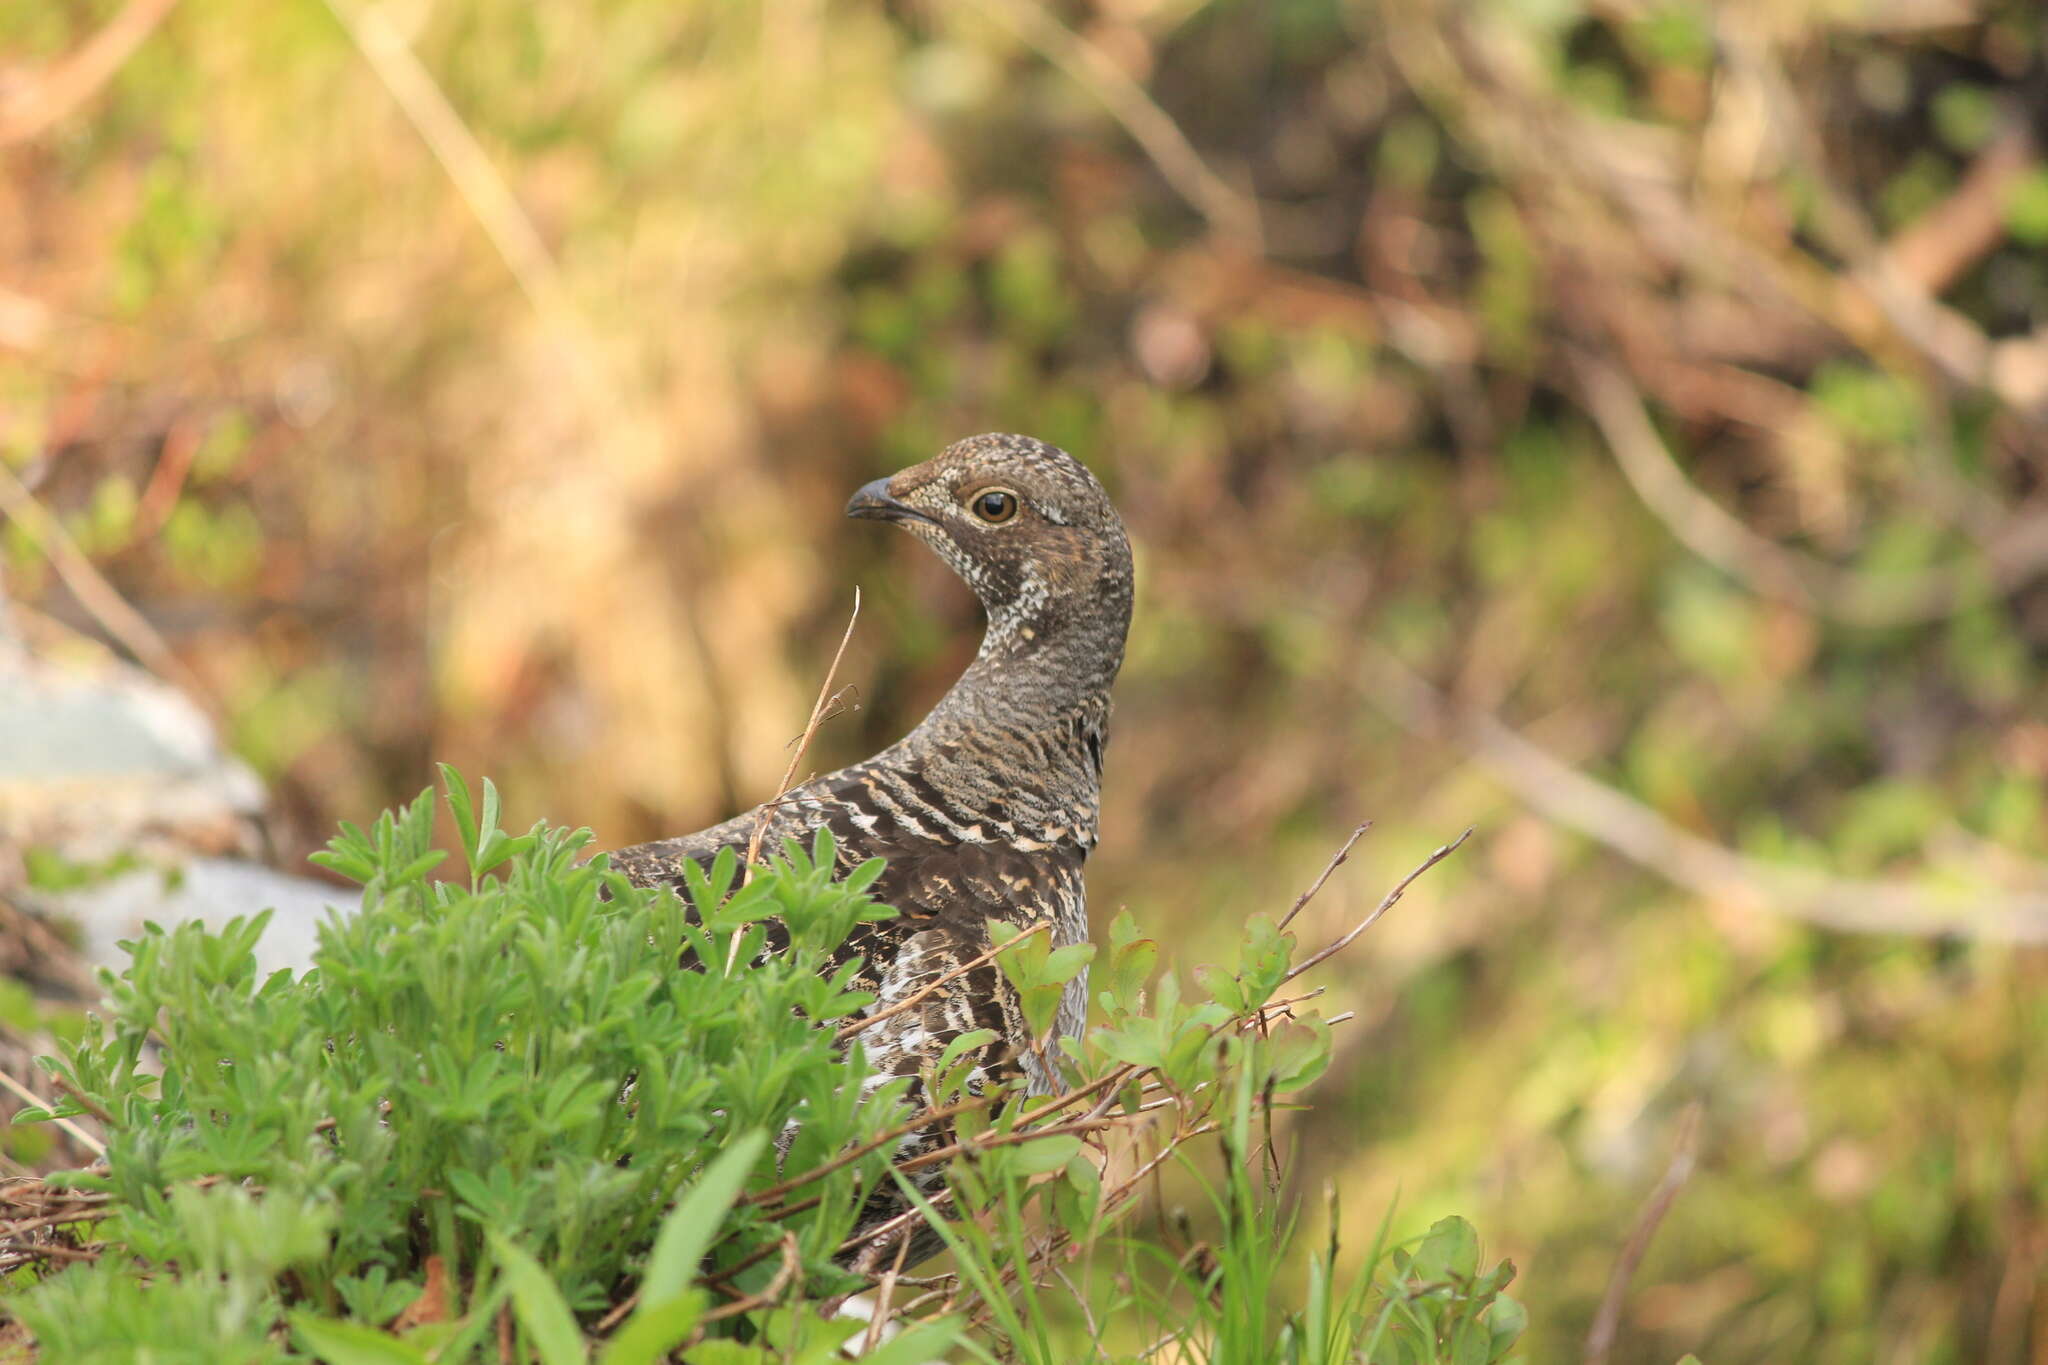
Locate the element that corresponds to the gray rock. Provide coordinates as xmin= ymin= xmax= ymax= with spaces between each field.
xmin=1 ymin=602 xmax=343 ymax=976
xmin=42 ymin=856 xmax=343 ymax=979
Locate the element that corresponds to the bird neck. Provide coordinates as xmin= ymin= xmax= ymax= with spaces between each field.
xmin=976 ymin=595 xmax=1127 ymax=701
xmin=896 ymin=589 xmax=1130 ymax=815
xmin=957 ymin=580 xmax=1130 ymax=721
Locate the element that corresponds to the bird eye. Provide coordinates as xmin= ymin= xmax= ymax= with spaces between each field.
xmin=971 ymin=489 xmax=1020 ymax=524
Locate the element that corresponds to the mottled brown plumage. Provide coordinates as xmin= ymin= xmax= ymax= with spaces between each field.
xmin=609 ymin=432 xmax=1132 ymax=1122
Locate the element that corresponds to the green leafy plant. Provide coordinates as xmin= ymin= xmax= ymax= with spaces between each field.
xmin=2 ymin=773 xmax=1502 ymax=1362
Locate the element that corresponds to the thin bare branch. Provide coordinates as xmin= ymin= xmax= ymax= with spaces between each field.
xmin=890 ymin=1114 xmax=1125 ymax=1181
xmin=49 ymin=1073 xmax=115 ymax=1126
xmin=1584 ymin=1102 xmax=1704 ymax=1365
xmin=699 ymin=1233 xmax=801 ymax=1324
xmin=742 ymin=1089 xmax=998 ymax=1210
xmin=1575 ymin=352 xmax=2048 ymax=628
xmin=0 ymin=1067 xmax=106 ymax=1160
xmin=745 ymin=588 xmax=862 ymax=872
xmin=860 ymin=1232 xmax=916 ymax=1356
xmin=0 ymin=458 xmax=216 ymax=714
xmin=841 ymin=1186 xmax=962 ymax=1273
xmin=1284 ymin=831 xmax=1471 ymax=984
xmin=836 ymin=921 xmax=1049 ymax=1044
xmin=982 ymin=0 xmax=1264 ymax=252
xmin=0 ymin=0 xmax=179 ymax=146
xmin=1359 ymin=642 xmax=2048 ymax=941
xmin=320 ymin=0 xmax=595 ymax=393
xmin=1881 ymin=117 xmax=2038 ymax=300
xmin=1278 ymin=821 xmax=1372 ymax=931
xmin=1714 ymin=17 xmax=2029 ymax=406
xmin=322 ymin=0 xmax=733 ymax=787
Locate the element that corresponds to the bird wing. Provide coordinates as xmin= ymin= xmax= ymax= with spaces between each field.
xmin=606 ymin=777 xmax=1084 ymax=1092
xmin=849 ymin=838 xmax=1084 ymax=1087
xmin=602 ymin=806 xmax=798 ymax=888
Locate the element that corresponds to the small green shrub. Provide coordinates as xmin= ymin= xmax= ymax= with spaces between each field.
xmin=4 ymin=773 xmax=1514 ymax=1363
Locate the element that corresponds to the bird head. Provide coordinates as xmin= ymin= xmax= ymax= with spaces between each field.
xmin=846 ymin=433 xmax=1133 ymax=663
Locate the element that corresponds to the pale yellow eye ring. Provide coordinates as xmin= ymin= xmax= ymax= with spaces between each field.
xmin=969 ymin=488 xmax=1020 ymax=524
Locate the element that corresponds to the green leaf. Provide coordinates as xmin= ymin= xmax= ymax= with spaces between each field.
xmin=857 ymin=1319 xmax=963 ymax=1365
xmin=843 ymin=856 xmax=886 ymax=897
xmin=478 ymin=831 xmax=538 ymax=876
xmin=308 ymin=846 xmax=375 ymax=883
xmin=685 ymin=1342 xmax=770 ymax=1364
xmin=480 ymin=776 xmax=503 ymax=853
xmin=1932 ymin=82 xmax=1996 ymax=152
xmin=1487 ymin=1293 xmax=1527 ymax=1348
xmin=1041 ymin=943 xmax=1095 ymax=985
xmin=1100 ymin=913 xmax=1158 ymax=1010
xmin=439 ymin=763 xmax=478 ymax=869
xmin=1265 ymin=1015 xmax=1332 ymax=1092
xmin=289 ymin=1315 xmax=436 ymax=1365
xmin=642 ymin=1130 xmax=768 ymax=1306
xmin=1194 ymin=962 xmax=1248 ymax=1013
xmin=393 ymin=850 xmax=447 ymax=885
xmin=934 ymin=1027 xmax=998 ymax=1076
xmin=1409 ymin=1216 xmax=1480 ymax=1283
xmin=488 ymin=1231 xmax=589 ymax=1365
xmin=1093 ymin=1027 xmax=1162 ymax=1070
xmin=2005 ymin=168 xmax=2048 ymax=245
xmin=1006 ymin=1133 xmax=1082 ymax=1176
xmin=1049 ymin=1151 xmax=1101 ymax=1238
xmin=597 ymin=1292 xmax=709 ymax=1365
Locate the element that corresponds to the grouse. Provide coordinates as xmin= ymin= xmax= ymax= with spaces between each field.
xmin=608 ymin=433 xmax=1133 ymax=1110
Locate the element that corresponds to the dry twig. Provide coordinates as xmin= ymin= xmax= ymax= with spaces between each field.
xmin=1283 ymin=832 xmax=1472 ymax=984
xmin=0 ymin=1179 xmax=111 ymax=1277
xmin=981 ymin=0 xmax=1264 ymax=252
xmin=1359 ymin=643 xmax=2048 ymax=941
xmin=860 ymin=1232 xmax=915 ymax=1357
xmin=836 ymin=921 xmax=1049 ymax=1044
xmin=0 ymin=459 xmax=216 ymax=714
xmin=826 ymin=820 xmax=1460 ymax=1302
xmin=1278 ymin=822 xmax=1371 ymax=932
xmin=0 ymin=1068 xmax=105 ymax=1160
xmin=319 ymin=0 xmax=595 ymax=395
xmin=743 ymin=589 xmax=862 ymax=873
xmin=1583 ymin=1103 xmax=1704 ymax=1365
xmin=1574 ymin=352 xmax=2048 ymax=629
xmin=0 ymin=0 xmax=179 ymax=145
xmin=321 ymin=0 xmax=734 ymax=794
xmin=698 ymin=1233 xmax=802 ymax=1325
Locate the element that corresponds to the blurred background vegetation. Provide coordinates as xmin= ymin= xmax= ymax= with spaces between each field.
xmin=4 ymin=0 xmax=2048 ymax=1359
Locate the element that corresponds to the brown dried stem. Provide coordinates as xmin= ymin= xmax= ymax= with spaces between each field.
xmin=1277 ymin=822 xmax=1371 ymax=932
xmin=1359 ymin=641 xmax=2048 ymax=941
xmin=0 ymin=457 xmax=216 ymax=715
xmin=1583 ymin=1103 xmax=1704 ymax=1365
xmin=859 ymin=1230 xmax=915 ymax=1356
xmin=1575 ymin=351 xmax=2048 ymax=628
xmin=48 ymin=1073 xmax=114 ymax=1127
xmin=1284 ymin=831 xmax=1473 ymax=984
xmin=697 ymin=1233 xmax=801 ymax=1325
xmin=743 ymin=589 xmax=862 ymax=872
xmin=982 ymin=0 xmax=1263 ymax=252
xmin=835 ymin=923 xmax=1049 ymax=1045
xmin=0 ymin=1180 xmax=112 ymax=1277
xmin=0 ymin=0 xmax=179 ymax=146
xmin=0 ymin=1069 xmax=105 ymax=1162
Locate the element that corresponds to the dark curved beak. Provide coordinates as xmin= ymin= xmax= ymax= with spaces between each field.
xmin=845 ymin=478 xmax=937 ymax=526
